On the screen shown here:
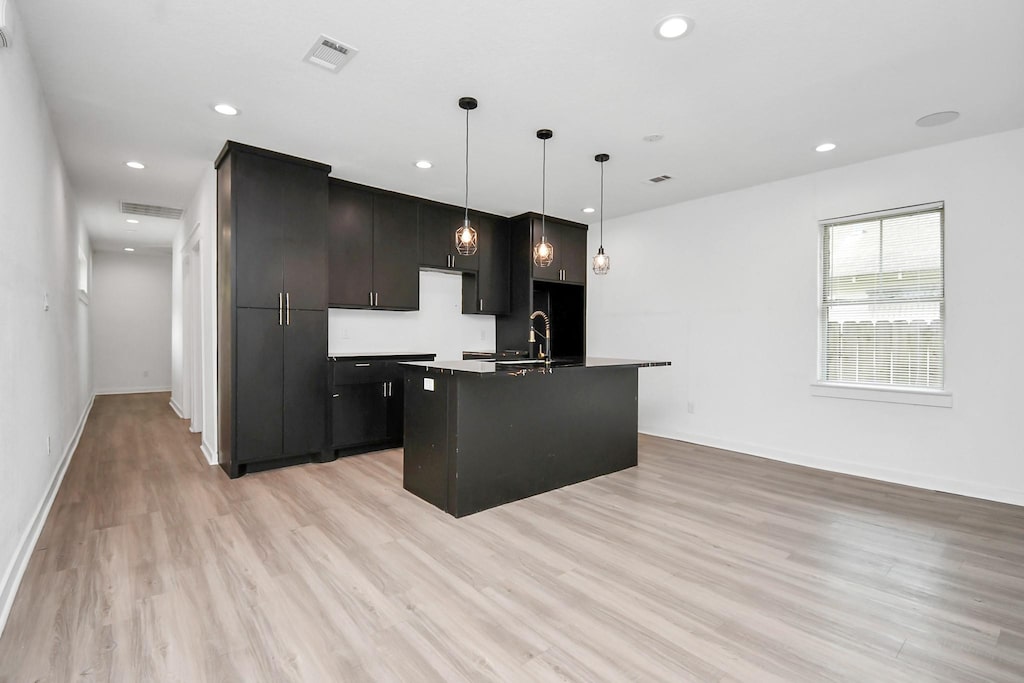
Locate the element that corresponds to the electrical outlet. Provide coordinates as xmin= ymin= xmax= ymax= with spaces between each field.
xmin=143 ymin=370 xmax=149 ymax=378
xmin=687 ymin=401 xmax=695 ymax=414
xmin=479 ymin=330 xmax=485 ymax=341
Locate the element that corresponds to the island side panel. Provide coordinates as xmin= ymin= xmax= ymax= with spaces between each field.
xmin=451 ymin=366 xmax=639 ymax=517
xmin=403 ymin=369 xmax=451 ymax=511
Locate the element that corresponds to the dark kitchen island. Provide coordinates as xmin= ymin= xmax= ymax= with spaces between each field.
xmin=401 ymin=357 xmax=670 ymax=517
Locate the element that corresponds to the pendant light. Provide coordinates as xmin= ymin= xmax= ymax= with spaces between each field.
xmin=533 ymin=129 xmax=554 ymax=267
xmin=592 ymin=153 xmax=611 ymax=275
xmin=455 ymin=97 xmax=478 ymax=256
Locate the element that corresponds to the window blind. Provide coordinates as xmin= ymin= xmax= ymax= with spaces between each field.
xmin=820 ymin=204 xmax=944 ymax=389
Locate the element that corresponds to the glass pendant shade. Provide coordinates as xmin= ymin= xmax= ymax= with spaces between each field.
xmin=592 ymin=152 xmax=611 ymax=275
xmin=593 ymin=246 xmax=610 ymax=275
xmin=455 ymin=218 xmax=478 ymax=256
xmin=534 ymin=238 xmax=554 ymax=267
xmin=533 ymin=129 xmax=555 ymax=267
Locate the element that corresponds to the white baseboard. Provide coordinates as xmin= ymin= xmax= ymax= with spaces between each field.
xmin=168 ymin=398 xmax=184 ymax=418
xmin=639 ymin=427 xmax=1024 ymax=508
xmin=0 ymin=394 xmax=95 ymax=637
xmin=200 ymin=439 xmax=217 ymax=466
xmin=94 ymin=386 xmax=171 ymax=396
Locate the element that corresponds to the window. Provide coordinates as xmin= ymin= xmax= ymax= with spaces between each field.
xmin=819 ymin=202 xmax=944 ymax=392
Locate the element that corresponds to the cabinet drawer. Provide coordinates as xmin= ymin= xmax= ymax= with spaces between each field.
xmin=332 ymin=360 xmax=389 ymax=385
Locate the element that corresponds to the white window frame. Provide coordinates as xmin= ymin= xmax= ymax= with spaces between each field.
xmin=811 ymin=201 xmax=952 ymax=408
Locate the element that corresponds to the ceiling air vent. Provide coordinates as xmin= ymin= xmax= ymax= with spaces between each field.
xmin=303 ymin=34 xmax=359 ymax=73
xmin=645 ymin=175 xmax=673 ymax=185
xmin=120 ymin=202 xmax=184 ymax=220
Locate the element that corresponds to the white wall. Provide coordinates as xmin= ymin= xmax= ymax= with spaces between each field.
xmin=0 ymin=0 xmax=93 ymax=633
xmin=91 ymin=251 xmax=172 ymax=393
xmin=172 ymin=167 xmax=218 ymax=464
xmin=328 ymin=270 xmax=496 ymax=360
xmin=588 ymin=127 xmax=1024 ymax=506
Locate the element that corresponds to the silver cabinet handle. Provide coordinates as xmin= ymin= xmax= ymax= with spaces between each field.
xmin=387 ymin=381 xmax=392 ymax=397
xmin=375 ymin=292 xmax=379 ymax=306
xmin=480 ymin=298 xmax=484 ymax=311
xmin=332 ymin=393 xmax=339 ymax=398
xmin=285 ymin=292 xmax=290 ymax=325
xmin=278 ymin=292 xmax=283 ymax=326
xmin=383 ymin=381 xmax=387 ymax=397
xmin=355 ymin=363 xmax=370 ymax=367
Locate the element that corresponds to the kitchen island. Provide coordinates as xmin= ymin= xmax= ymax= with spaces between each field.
xmin=401 ymin=357 xmax=670 ymax=517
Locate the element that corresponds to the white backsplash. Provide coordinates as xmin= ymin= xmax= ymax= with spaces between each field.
xmin=327 ymin=270 xmax=496 ymax=361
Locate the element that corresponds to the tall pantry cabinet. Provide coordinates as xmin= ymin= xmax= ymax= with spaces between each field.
xmin=217 ymin=142 xmax=331 ymax=478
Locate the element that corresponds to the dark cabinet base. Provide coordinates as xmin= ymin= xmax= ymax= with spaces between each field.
xmin=403 ymin=366 xmax=639 ymax=517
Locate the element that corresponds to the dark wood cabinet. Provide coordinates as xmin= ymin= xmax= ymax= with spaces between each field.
xmin=461 ymin=211 xmax=510 ymax=315
xmin=496 ymin=212 xmax=588 ymax=358
xmin=531 ymin=217 xmax=588 ymax=285
xmin=419 ymin=202 xmax=479 ymax=271
xmin=329 ymin=180 xmax=419 ymax=310
xmin=217 ymin=141 xmax=330 ymax=478
xmin=329 ymin=355 xmax=434 ymax=455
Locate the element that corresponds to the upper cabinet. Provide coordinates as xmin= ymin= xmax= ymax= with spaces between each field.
xmin=530 ymin=216 xmax=588 ymax=285
xmin=463 ymin=211 xmax=510 ymax=315
xmin=328 ymin=180 xmax=420 ymax=311
xmin=225 ymin=144 xmax=329 ymax=310
xmin=418 ymin=202 xmax=479 ymax=272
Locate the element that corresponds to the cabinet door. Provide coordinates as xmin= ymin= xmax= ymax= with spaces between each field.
xmin=559 ymin=225 xmax=588 ymax=285
xmin=233 ymin=154 xmax=285 ymax=309
xmin=419 ymin=202 xmax=479 ymax=271
xmin=386 ymin=373 xmax=405 ymax=441
xmin=372 ymin=193 xmax=420 ymax=310
xmin=282 ymin=309 xmax=326 ymax=458
xmin=235 ymin=308 xmax=283 ymax=463
xmin=474 ymin=213 xmax=510 ymax=314
xmin=282 ymin=164 xmax=328 ymax=310
xmin=531 ymin=216 xmax=563 ymax=282
xmin=328 ymin=183 xmax=374 ymax=307
xmin=331 ymin=383 xmax=388 ymax=447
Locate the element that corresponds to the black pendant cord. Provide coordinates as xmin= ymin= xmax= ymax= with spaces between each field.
xmin=599 ymin=159 xmax=605 ymax=248
xmin=464 ymin=107 xmax=470 ymax=224
xmin=541 ymin=138 xmax=547 ymax=239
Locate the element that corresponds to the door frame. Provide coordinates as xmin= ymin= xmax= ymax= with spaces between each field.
xmin=181 ymin=222 xmax=205 ymax=433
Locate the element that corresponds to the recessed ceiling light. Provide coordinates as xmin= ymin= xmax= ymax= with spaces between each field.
xmin=655 ymin=15 xmax=694 ymax=40
xmin=643 ymin=133 xmax=664 ymax=143
xmin=582 ymin=207 xmax=596 ymax=214
xmin=125 ymin=161 xmax=145 ymax=169
xmin=124 ymin=247 xmax=135 ymax=252
xmin=415 ymin=160 xmax=433 ymax=169
xmin=815 ymin=143 xmax=837 ymax=152
xmin=214 ymin=103 xmax=239 ymax=116
xmin=916 ymin=111 xmax=960 ymax=127
xmin=126 ymin=218 xmax=139 ymax=224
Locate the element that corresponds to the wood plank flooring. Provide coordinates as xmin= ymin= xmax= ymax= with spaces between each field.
xmin=2 ymin=392 xmax=1024 ymax=681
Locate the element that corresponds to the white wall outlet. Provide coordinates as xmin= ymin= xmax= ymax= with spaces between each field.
xmin=423 ymin=377 xmax=435 ymax=392
xmin=43 ymin=292 xmax=49 ymax=311
xmin=143 ymin=370 xmax=149 ymax=378
xmin=687 ymin=401 xmax=695 ymax=414
xmin=479 ymin=330 xmax=485 ymax=341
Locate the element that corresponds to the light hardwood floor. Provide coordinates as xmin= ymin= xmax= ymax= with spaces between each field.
xmin=2 ymin=392 xmax=1024 ymax=682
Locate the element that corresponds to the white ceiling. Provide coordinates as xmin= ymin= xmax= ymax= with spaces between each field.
xmin=16 ymin=0 xmax=1024 ymax=250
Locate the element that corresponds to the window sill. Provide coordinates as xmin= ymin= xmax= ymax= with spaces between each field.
xmin=810 ymin=382 xmax=952 ymax=408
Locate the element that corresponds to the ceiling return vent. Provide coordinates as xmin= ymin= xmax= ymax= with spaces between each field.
xmin=645 ymin=175 xmax=673 ymax=185
xmin=303 ymin=34 xmax=359 ymax=72
xmin=120 ymin=201 xmax=184 ymax=220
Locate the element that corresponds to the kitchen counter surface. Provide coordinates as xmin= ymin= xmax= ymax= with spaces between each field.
xmin=328 ymin=352 xmax=436 ymax=361
xmin=401 ymin=357 xmax=670 ymax=375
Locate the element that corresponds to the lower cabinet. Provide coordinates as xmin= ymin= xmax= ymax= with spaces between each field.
xmin=233 ymin=307 xmax=327 ymax=472
xmin=329 ymin=355 xmax=434 ymax=454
